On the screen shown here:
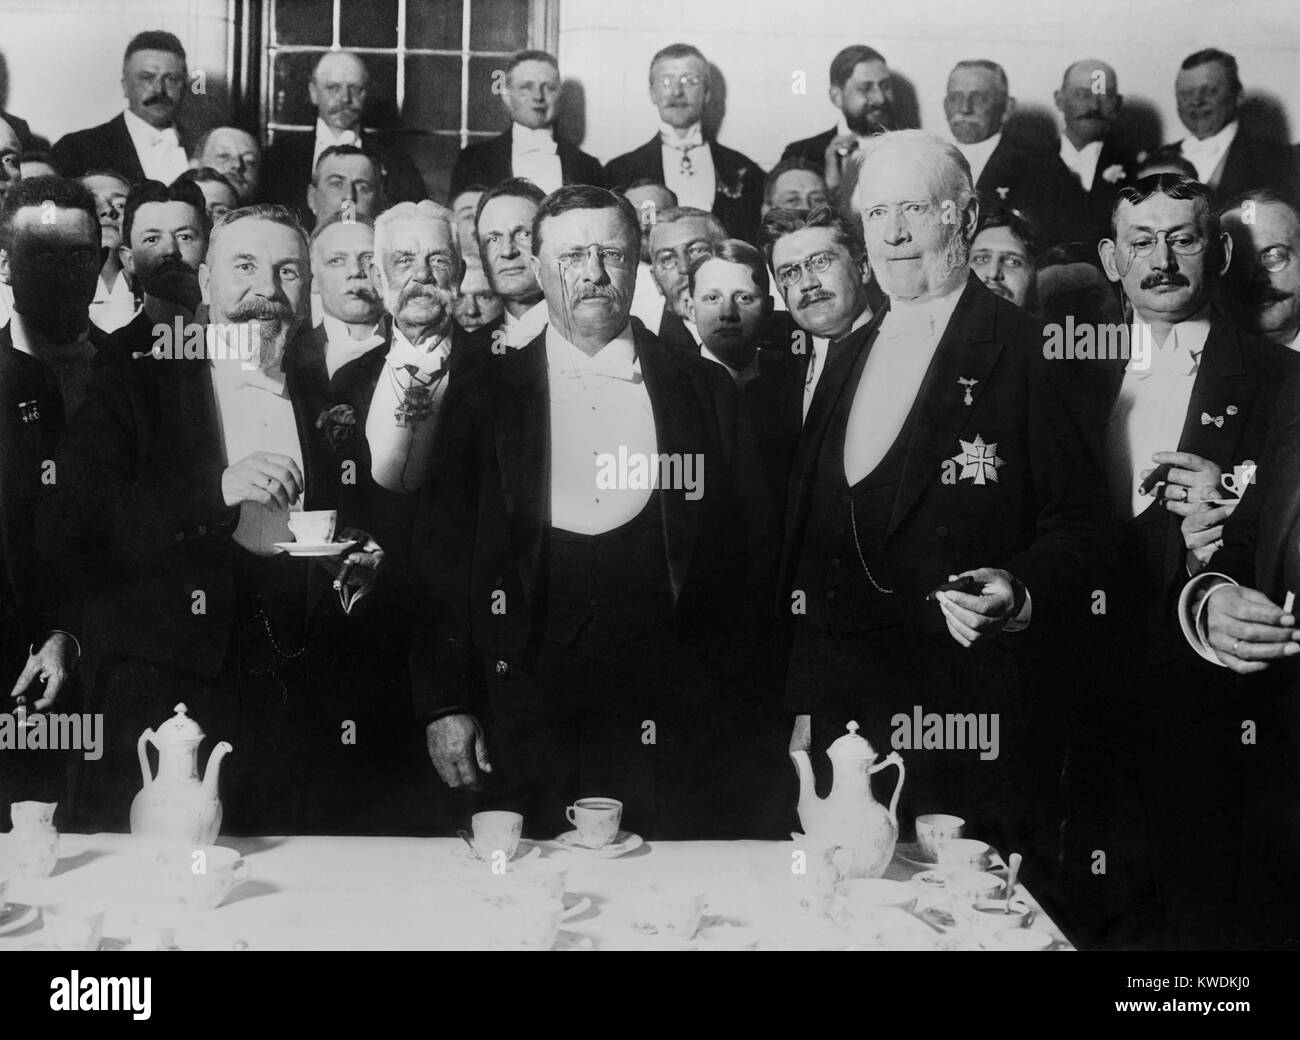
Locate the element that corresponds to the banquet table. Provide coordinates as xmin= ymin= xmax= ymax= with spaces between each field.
xmin=0 ymin=834 xmax=1075 ymax=951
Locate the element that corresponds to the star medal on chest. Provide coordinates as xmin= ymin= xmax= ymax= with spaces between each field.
xmin=393 ymin=365 xmax=438 ymax=428
xmin=951 ymin=434 xmax=1005 ymax=485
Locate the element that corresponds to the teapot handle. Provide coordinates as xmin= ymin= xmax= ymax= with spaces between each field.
xmin=870 ymin=752 xmax=906 ymax=827
xmin=137 ymin=728 xmax=156 ymax=787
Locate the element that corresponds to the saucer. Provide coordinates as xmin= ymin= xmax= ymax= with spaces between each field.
xmin=0 ymin=903 xmax=40 ymax=936
xmin=273 ymin=539 xmax=357 ymax=558
xmin=451 ymin=839 xmax=541 ymax=866
xmin=896 ymin=842 xmax=1005 ymax=872
xmin=553 ymin=830 xmax=644 ymax=858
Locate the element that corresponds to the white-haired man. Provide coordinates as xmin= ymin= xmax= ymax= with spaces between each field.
xmin=781 ymin=130 xmax=1111 ymax=858
xmin=365 ymin=200 xmax=487 ymax=493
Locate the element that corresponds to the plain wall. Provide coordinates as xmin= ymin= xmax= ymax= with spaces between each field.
xmin=557 ymin=0 xmax=1300 ymax=169
xmin=0 ymin=0 xmax=231 ymax=146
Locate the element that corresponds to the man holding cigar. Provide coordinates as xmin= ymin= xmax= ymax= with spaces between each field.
xmin=1061 ymin=174 xmax=1297 ymax=949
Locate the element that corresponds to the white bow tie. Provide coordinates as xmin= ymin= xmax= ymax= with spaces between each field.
xmin=879 ymin=307 xmax=937 ymax=342
xmin=661 ymin=128 xmax=704 ymax=151
xmin=148 ymin=127 xmax=179 ymax=149
xmin=556 ymin=353 xmax=641 ymax=384
xmin=390 ymin=335 xmax=448 ymax=376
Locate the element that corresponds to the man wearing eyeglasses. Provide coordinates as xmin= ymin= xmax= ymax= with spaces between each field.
xmin=262 ymin=51 xmax=426 ymax=217
xmin=53 ymin=32 xmax=193 ymax=184
xmin=0 ymin=177 xmax=105 ymax=825
xmin=408 ymin=184 xmax=780 ymax=840
xmin=450 ymin=51 xmax=603 ymax=198
xmin=644 ymin=206 xmax=727 ymax=352
xmin=1061 ymin=174 xmax=1298 ymax=949
xmin=604 ymin=43 xmax=765 ymax=246
xmin=464 ymin=177 xmax=549 ymax=355
xmin=1220 ymin=190 xmax=1300 ymax=352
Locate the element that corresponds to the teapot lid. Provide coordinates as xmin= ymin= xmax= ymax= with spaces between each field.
xmin=154 ymin=703 xmax=205 ymax=744
xmin=827 ymin=721 xmax=877 ymax=763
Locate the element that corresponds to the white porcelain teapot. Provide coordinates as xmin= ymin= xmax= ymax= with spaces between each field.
xmin=130 ymin=704 xmax=231 ymax=849
xmin=791 ymin=721 xmax=905 ymax=879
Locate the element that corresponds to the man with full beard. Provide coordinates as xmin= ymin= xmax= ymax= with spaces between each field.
xmin=780 ymin=130 xmax=1112 ymax=864
xmin=40 ymin=205 xmax=389 ymax=834
xmin=781 ymin=45 xmax=897 ymax=200
xmin=98 ymin=178 xmax=209 ymax=363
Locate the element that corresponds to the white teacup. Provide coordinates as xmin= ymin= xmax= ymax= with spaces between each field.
xmin=936 ymin=838 xmax=991 ymax=871
xmin=945 ymin=870 xmax=1006 ymax=901
xmin=565 ymin=797 xmax=622 ymax=849
xmin=12 ymin=827 xmax=58 ymax=878
xmin=156 ymin=845 xmax=250 ymax=909
xmin=287 ymin=509 xmax=337 ymax=544
xmin=11 ymin=800 xmax=57 ymax=830
xmin=471 ymin=810 xmax=523 ymax=861
xmin=644 ymin=883 xmax=705 ymax=938
xmin=1221 ymin=462 xmax=1257 ymax=498
xmin=915 ymin=813 xmax=965 ymax=861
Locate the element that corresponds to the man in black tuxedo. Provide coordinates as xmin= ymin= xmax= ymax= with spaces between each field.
xmin=0 ymin=177 xmax=101 ymax=820
xmin=943 ymin=60 xmax=1080 ymax=251
xmin=604 ymin=44 xmax=765 ymax=246
xmin=780 ymin=45 xmax=897 ymax=202
xmin=1051 ymin=60 xmax=1139 ymax=247
xmin=98 ymin=179 xmax=209 ymax=364
xmin=644 ymin=206 xmax=726 ymax=352
xmin=1173 ymin=49 xmax=1298 ymax=206
xmin=784 ymin=131 xmax=1112 ymax=858
xmin=262 ymin=51 xmax=426 ymax=216
xmin=1060 ymin=174 xmax=1297 ymax=949
xmin=1220 ymin=190 xmax=1300 ymax=351
xmin=410 ymin=185 xmax=779 ymax=839
xmin=305 ymin=146 xmax=383 ymax=229
xmin=464 ymin=178 xmax=549 ymax=355
xmin=1181 ymin=368 xmax=1300 ymax=948
xmin=762 ymin=159 xmax=831 ymax=218
xmin=53 ymin=31 xmax=193 ymax=184
xmin=0 ymin=117 xmax=22 ymax=206
xmin=450 ymin=50 xmax=602 ymax=199
xmin=190 ymin=127 xmax=262 ymax=204
xmin=685 ymin=240 xmax=773 ymax=385
xmin=39 ymin=205 xmax=390 ymax=835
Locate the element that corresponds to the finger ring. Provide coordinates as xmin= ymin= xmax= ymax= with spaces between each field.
xmin=1232 ymin=638 xmax=1240 ymax=655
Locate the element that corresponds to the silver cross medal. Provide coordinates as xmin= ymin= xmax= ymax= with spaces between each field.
xmin=958 ymin=377 xmax=978 ymax=406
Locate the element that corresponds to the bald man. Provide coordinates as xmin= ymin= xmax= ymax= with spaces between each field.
xmin=263 ymin=50 xmax=426 ymax=213
xmin=1051 ymin=59 xmax=1139 ymax=244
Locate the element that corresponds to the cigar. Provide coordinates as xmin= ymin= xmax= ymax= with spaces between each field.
xmin=1139 ymin=463 xmax=1173 ymax=497
xmin=1284 ymin=591 xmax=1295 ymax=616
xmin=926 ymin=575 xmax=984 ymax=601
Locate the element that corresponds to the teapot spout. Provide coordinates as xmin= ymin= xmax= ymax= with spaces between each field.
xmin=790 ymin=748 xmax=821 ymax=823
xmin=201 ymin=741 xmax=233 ymax=800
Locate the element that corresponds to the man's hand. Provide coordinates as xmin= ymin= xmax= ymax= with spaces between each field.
xmin=1153 ymin=450 xmax=1223 ymax=516
xmin=318 ymin=527 xmax=384 ymax=607
xmin=822 ymin=134 xmax=859 ymax=188
xmin=935 ymin=567 xmax=1020 ymax=648
xmin=221 ymin=451 xmax=304 ymax=510
xmin=1205 ymin=585 xmax=1300 ymax=674
xmin=790 ymin=713 xmax=812 ymax=754
xmin=1181 ymin=499 xmax=1238 ymax=566
xmin=9 ymin=633 xmax=77 ymax=711
xmin=425 ymin=714 xmax=492 ymax=790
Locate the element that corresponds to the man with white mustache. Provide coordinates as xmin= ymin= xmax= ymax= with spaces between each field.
xmin=780 ymin=130 xmax=1112 ymax=864
xmin=41 ymin=204 xmax=389 ymax=834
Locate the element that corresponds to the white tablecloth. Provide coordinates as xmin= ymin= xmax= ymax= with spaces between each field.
xmin=0 ymin=834 xmax=1072 ymax=950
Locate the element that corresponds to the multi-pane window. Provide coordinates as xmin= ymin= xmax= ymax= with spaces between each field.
xmin=262 ymin=0 xmax=550 ymax=199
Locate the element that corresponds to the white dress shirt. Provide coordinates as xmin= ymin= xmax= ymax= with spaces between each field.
xmin=321 ymin=314 xmax=384 ymax=378
xmin=122 ymin=108 xmax=189 ymax=184
xmin=1058 ymin=136 xmax=1104 ymax=193
xmin=805 ymin=307 xmax=873 ymax=422
xmin=501 ymin=300 xmax=549 ymax=350
xmin=511 ymin=123 xmax=562 ymax=195
xmin=629 ymin=262 xmax=666 ymax=329
xmin=954 ymin=131 xmax=1002 ymax=187
xmin=660 ymin=122 xmax=716 ymax=213
xmin=0 ymin=281 xmax=14 ymax=328
xmin=209 ymin=331 xmax=304 ymax=556
xmin=843 ymin=287 xmax=963 ymax=484
xmin=89 ymin=273 xmax=137 ymax=334
xmin=1180 ymin=119 xmax=1239 ymax=185
xmin=1104 ymin=315 xmax=1210 ymax=519
xmin=546 ymin=322 xmax=657 ymax=535
xmin=312 ymin=117 xmax=361 ymax=172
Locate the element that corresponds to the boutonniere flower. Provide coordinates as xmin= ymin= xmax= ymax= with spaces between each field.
xmin=1102 ymin=164 xmax=1126 ymax=184
xmin=716 ymin=166 xmax=747 ymax=200
xmin=315 ymin=403 xmax=357 ymax=450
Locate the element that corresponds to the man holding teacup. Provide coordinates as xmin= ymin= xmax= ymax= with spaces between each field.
xmin=39 ymin=204 xmax=391 ymax=835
